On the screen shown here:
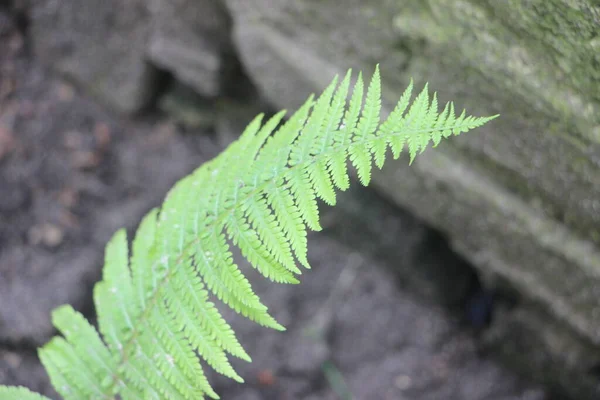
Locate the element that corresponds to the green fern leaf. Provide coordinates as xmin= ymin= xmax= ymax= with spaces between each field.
xmin=169 ymin=263 xmax=250 ymax=361
xmin=380 ymin=79 xmax=413 ymax=159
xmin=0 ymin=387 xmax=53 ymax=400
xmin=265 ymin=180 xmax=310 ymax=267
xmin=287 ymin=167 xmax=322 ymax=231
xmin=226 ymin=209 xmax=299 ymax=283
xmin=0 ymin=67 xmax=497 ymax=399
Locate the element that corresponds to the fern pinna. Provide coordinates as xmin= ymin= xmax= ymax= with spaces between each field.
xmin=0 ymin=67 xmax=497 ymax=399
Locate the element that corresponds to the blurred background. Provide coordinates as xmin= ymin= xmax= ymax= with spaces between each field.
xmin=1 ymin=0 xmax=599 ymax=399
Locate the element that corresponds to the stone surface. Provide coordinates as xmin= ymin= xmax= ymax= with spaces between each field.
xmin=484 ymin=303 xmax=600 ymax=399
xmin=223 ymin=0 xmax=600 ymax=398
xmin=28 ymin=0 xmax=232 ymax=113
xmin=29 ymin=0 xmax=157 ymax=113
xmin=148 ymin=0 xmax=231 ymax=98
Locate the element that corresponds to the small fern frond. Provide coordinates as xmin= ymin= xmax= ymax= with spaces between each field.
xmin=0 ymin=66 xmax=497 ymax=399
xmin=0 ymin=387 xmax=52 ymax=400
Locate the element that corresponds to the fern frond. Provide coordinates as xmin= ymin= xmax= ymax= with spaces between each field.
xmin=0 ymin=66 xmax=497 ymax=399
xmin=0 ymin=387 xmax=52 ymax=400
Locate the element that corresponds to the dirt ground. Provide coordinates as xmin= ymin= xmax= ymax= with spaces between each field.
xmin=0 ymin=8 xmax=554 ymax=400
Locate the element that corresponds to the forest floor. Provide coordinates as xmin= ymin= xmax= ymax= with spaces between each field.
xmin=0 ymin=7 xmax=552 ymax=400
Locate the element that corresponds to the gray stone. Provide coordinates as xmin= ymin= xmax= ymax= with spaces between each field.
xmin=223 ymin=0 xmax=600 ymax=397
xmin=484 ymin=304 xmax=600 ymax=399
xmin=29 ymin=0 xmax=156 ymax=113
xmin=148 ymin=0 xmax=230 ymax=98
xmin=28 ymin=0 xmax=232 ymax=113
xmin=230 ymin=22 xmax=342 ymax=111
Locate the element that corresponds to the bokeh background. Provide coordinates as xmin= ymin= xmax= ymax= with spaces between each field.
xmin=1 ymin=1 xmax=599 ymax=399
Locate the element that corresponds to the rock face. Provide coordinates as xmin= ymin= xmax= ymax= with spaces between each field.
xmin=29 ymin=0 xmax=232 ymax=113
xmin=29 ymin=0 xmax=156 ymax=113
xmin=222 ymin=0 xmax=600 ymax=398
xmin=147 ymin=0 xmax=231 ymax=98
